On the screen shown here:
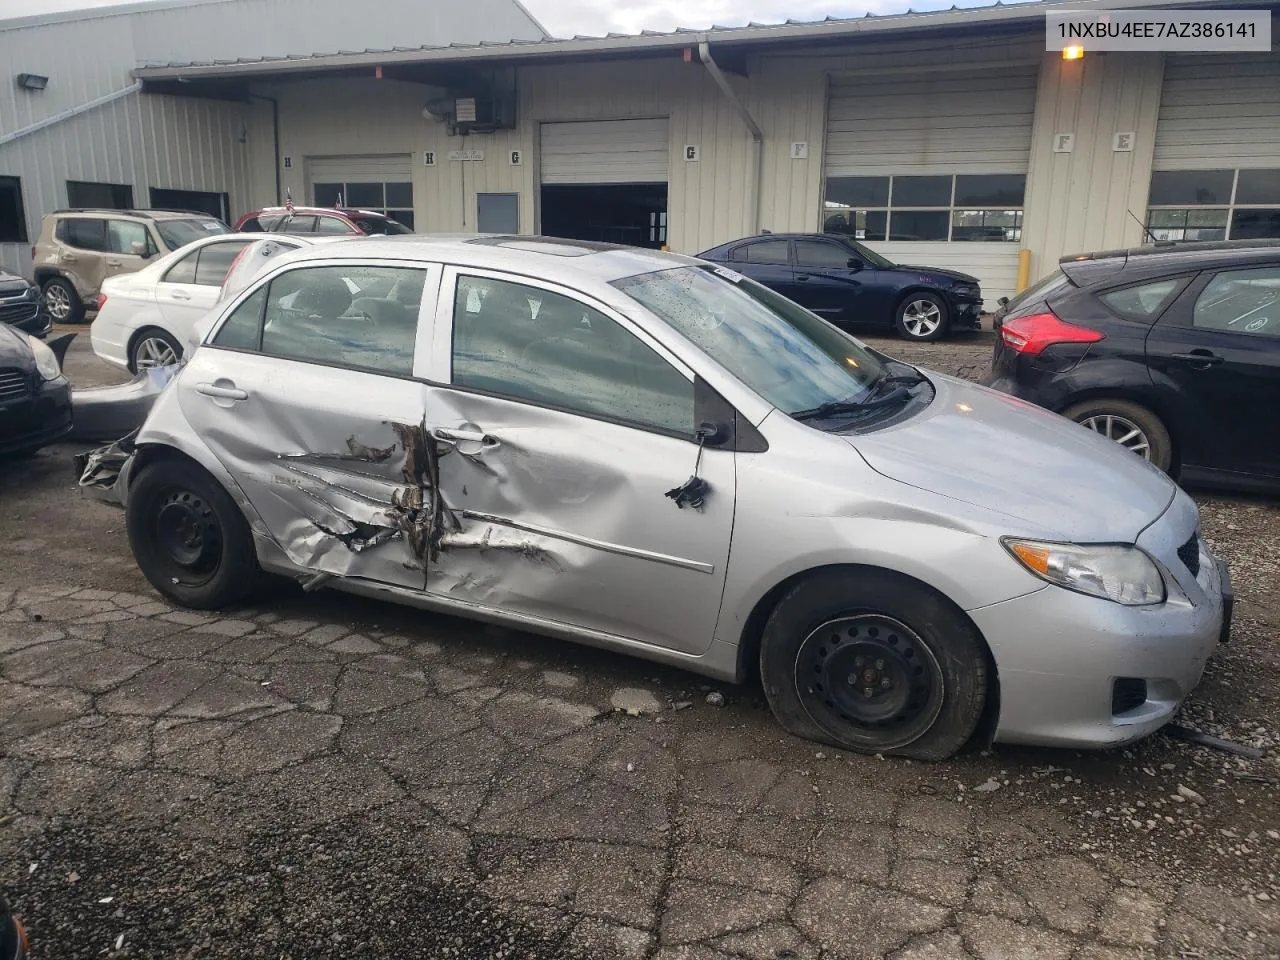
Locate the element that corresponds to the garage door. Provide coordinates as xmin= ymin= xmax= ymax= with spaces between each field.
xmin=1148 ymin=55 xmax=1280 ymax=241
xmin=306 ymin=154 xmax=414 ymax=227
xmin=539 ymin=119 xmax=669 ymax=185
xmin=823 ymin=65 xmax=1039 ymax=302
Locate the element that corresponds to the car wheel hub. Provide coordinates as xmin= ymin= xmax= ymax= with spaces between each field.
xmin=903 ymin=300 xmax=941 ymax=337
xmin=795 ymin=614 xmax=944 ymax=749
xmin=1078 ymin=413 xmax=1151 ymax=459
xmin=136 ymin=337 xmax=177 ymax=368
xmin=44 ymin=285 xmax=71 ymax=320
xmin=155 ymin=491 xmax=221 ymax=576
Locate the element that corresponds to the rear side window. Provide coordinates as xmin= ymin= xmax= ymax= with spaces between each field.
xmin=164 ymin=249 xmax=200 ymax=284
xmin=1098 ymin=277 xmax=1184 ymax=321
xmin=283 ymin=216 xmax=318 ymax=233
xmin=60 ymin=218 xmax=108 ymax=251
xmin=212 ymin=265 xmax=426 ymax=374
xmin=315 ymin=216 xmax=353 ymax=235
xmin=732 ymin=240 xmax=790 ymax=264
xmin=194 ymin=240 xmax=251 ymax=286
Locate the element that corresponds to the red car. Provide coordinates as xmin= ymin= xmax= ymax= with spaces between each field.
xmin=234 ymin=206 xmax=412 ymax=237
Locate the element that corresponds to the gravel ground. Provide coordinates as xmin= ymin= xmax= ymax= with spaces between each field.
xmin=1 ymin=326 xmax=1278 ymax=958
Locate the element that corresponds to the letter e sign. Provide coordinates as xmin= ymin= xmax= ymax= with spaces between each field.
xmin=1113 ymin=132 xmax=1135 ymax=152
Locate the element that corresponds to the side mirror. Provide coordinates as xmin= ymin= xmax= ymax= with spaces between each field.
xmin=696 ymin=420 xmax=731 ymax=447
xmin=847 ymin=257 xmax=864 ymax=272
xmin=998 ymin=296 xmax=1010 ymax=307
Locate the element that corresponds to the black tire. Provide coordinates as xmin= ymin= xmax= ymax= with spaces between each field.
xmin=759 ymin=568 xmax=989 ymax=761
xmin=1061 ymin=398 xmax=1173 ymax=473
xmin=126 ymin=457 xmax=259 ymax=609
xmin=129 ymin=327 xmax=184 ymax=374
xmin=894 ymin=292 xmax=949 ymax=342
xmin=42 ymin=276 xmax=84 ymax=325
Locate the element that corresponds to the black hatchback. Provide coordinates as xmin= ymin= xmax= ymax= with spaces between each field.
xmin=987 ymin=240 xmax=1280 ymax=494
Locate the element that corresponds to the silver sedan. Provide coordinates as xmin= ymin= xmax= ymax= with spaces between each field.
xmin=112 ymin=236 xmax=1232 ymax=760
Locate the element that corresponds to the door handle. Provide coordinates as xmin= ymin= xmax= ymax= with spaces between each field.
xmin=61 ymin=253 xmax=78 ymax=263
xmin=433 ymin=426 xmax=499 ymax=446
xmin=1170 ymin=350 xmax=1224 ymax=369
xmin=796 ymin=275 xmax=811 ymax=282
xmin=105 ymin=259 xmax=123 ymax=268
xmin=196 ymin=381 xmax=248 ymax=401
xmin=170 ymin=290 xmax=192 ymax=301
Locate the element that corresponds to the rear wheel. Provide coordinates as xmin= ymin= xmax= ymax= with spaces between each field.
xmin=126 ymin=458 xmax=259 ymax=609
xmin=42 ymin=277 xmax=83 ymax=325
xmin=129 ymin=328 xmax=183 ymax=373
xmin=1062 ymin=398 xmax=1173 ymax=473
xmin=895 ymin=292 xmax=949 ymax=342
xmin=760 ymin=568 xmax=989 ymax=761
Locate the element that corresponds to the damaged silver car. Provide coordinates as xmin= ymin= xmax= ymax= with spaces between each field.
xmin=103 ymin=236 xmax=1232 ymax=760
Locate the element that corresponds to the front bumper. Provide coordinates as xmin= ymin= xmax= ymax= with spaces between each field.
xmin=971 ymin=547 xmax=1227 ymax=749
xmin=949 ymin=295 xmax=984 ymax=328
xmin=0 ymin=375 xmax=72 ymax=455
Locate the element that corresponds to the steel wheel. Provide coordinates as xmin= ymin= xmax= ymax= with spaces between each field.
xmin=900 ymin=298 xmax=943 ymax=339
xmin=1078 ymin=413 xmax=1152 ymax=460
xmin=153 ymin=488 xmax=223 ymax=586
xmin=794 ymin=613 xmax=945 ymax=751
xmin=135 ymin=335 xmax=179 ymax=369
xmin=43 ymin=282 xmax=72 ymax=321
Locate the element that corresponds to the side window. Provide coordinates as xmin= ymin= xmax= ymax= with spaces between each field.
xmin=1193 ymin=267 xmax=1280 ymax=338
xmin=795 ymin=240 xmax=852 ymax=268
xmin=315 ymin=216 xmax=353 ymax=235
xmin=283 ymin=216 xmax=318 ymax=233
xmin=63 ymin=218 xmax=108 ymax=251
xmin=1098 ymin=277 xmax=1184 ymax=321
xmin=108 ymin=220 xmax=150 ymax=256
xmin=451 ymin=274 xmax=693 ymax=436
xmin=194 ymin=240 xmax=250 ymax=286
xmin=163 ymin=249 xmax=200 ymax=284
xmin=741 ymin=240 xmax=791 ymax=264
xmin=239 ymin=217 xmax=263 ymax=232
xmin=212 ymin=286 xmax=267 ymax=350
xmin=260 ymin=265 xmax=425 ymax=374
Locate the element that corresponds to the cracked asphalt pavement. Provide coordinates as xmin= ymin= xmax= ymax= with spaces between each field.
xmin=1 ymin=328 xmax=1278 ymax=958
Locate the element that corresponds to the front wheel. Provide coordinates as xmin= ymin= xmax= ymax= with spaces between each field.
xmin=126 ymin=458 xmax=260 ymax=609
xmin=895 ymin=293 xmax=949 ymax=342
xmin=760 ymin=568 xmax=989 ymax=761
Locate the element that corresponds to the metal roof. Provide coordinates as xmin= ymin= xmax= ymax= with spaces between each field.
xmin=134 ymin=0 xmax=1264 ymax=78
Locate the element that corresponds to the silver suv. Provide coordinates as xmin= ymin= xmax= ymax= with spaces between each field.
xmin=32 ymin=209 xmax=230 ymax=324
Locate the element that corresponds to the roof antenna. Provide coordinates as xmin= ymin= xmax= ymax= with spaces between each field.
xmin=1128 ymin=208 xmax=1159 ymax=245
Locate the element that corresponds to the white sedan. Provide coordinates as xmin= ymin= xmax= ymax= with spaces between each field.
xmin=90 ymin=233 xmax=331 ymax=372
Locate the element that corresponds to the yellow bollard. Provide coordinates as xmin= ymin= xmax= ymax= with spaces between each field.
xmin=1015 ymin=249 xmax=1032 ymax=293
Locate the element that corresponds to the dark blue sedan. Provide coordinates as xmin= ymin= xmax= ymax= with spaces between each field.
xmin=697 ymin=233 xmax=983 ymax=342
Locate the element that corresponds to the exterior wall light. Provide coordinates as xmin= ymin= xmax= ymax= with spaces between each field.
xmin=16 ymin=73 xmax=49 ymax=91
xmin=1062 ymin=46 xmax=1085 ymax=60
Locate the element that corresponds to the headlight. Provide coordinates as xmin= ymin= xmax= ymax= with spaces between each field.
xmin=27 ymin=334 xmax=61 ymax=381
xmin=1002 ymin=538 xmax=1165 ymax=606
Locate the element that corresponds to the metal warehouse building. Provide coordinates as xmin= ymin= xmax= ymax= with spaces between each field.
xmin=3 ymin=0 xmax=1279 ymax=301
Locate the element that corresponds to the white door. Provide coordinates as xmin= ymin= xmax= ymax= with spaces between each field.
xmin=156 ymin=239 xmax=253 ymax=341
xmin=539 ymin=118 xmax=670 ymax=185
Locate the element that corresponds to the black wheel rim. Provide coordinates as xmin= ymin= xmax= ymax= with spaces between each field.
xmin=152 ymin=487 xmax=223 ymax=585
xmin=794 ymin=614 xmax=945 ymax=750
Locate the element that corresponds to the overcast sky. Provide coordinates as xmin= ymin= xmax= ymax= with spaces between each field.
xmin=0 ymin=0 xmax=973 ymax=36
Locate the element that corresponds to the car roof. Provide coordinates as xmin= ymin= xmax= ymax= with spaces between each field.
xmin=697 ymin=233 xmax=850 ymax=256
xmin=51 ymin=208 xmax=222 ymax=220
xmin=268 ymin=234 xmax=703 ymax=284
xmin=246 ymin=206 xmax=390 ymax=218
xmin=1060 ymin=239 xmax=1280 ymax=286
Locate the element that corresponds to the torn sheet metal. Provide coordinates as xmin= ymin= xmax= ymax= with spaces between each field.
xmin=68 ymin=365 xmax=177 ymax=442
xmin=73 ymin=428 xmax=138 ymax=506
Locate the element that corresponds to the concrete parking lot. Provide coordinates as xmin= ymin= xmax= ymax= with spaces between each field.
xmin=2 ymin=328 xmax=1278 ymax=959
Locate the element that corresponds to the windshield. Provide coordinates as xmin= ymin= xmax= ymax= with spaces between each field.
xmin=842 ymin=238 xmax=895 ymax=270
xmin=353 ymin=217 xmax=413 ymax=236
xmin=156 ymin=218 xmax=231 ymax=250
xmin=614 ymin=265 xmax=887 ymax=416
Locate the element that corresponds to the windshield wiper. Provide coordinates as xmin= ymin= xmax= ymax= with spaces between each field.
xmin=790 ymin=384 xmax=912 ymax=421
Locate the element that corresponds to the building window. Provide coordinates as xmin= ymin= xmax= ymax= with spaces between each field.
xmin=1146 ymin=168 xmax=1280 ymax=241
xmin=0 ymin=176 xmax=27 ymax=243
xmin=67 ymin=180 xmax=134 ymax=210
xmin=313 ymin=180 xmax=414 ymax=228
xmin=823 ymin=173 xmax=1024 ymax=242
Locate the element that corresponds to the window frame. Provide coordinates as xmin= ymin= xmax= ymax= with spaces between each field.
xmin=729 ymin=239 xmax=792 ymax=265
xmin=59 ymin=216 xmax=109 ymax=252
xmin=1146 ymin=168 xmax=1280 ymax=242
xmin=821 ymin=172 xmax=1027 ymax=243
xmin=430 ymin=265 xmax=698 ymax=442
xmin=192 ymin=238 xmax=253 ymax=287
xmin=793 ymin=237 xmax=855 ymax=269
xmin=106 ymin=218 xmax=153 ymax=257
xmin=0 ymin=175 xmax=27 ymax=243
xmin=1093 ymin=274 xmax=1193 ymax=323
xmin=203 ymin=257 xmax=442 ymax=380
xmin=161 ymin=246 xmax=202 ymax=285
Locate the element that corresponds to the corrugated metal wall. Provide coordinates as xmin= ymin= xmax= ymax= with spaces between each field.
xmin=1153 ymin=52 xmax=1280 ymax=169
xmin=1021 ymin=52 xmax=1165 ymax=285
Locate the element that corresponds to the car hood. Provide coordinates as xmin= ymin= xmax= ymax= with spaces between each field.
xmin=0 ymin=319 xmax=34 ymax=364
xmin=889 ymin=265 xmax=980 ymax=286
xmin=845 ymin=374 xmax=1176 ymax=542
xmin=0 ymin=269 xmax=29 ymax=296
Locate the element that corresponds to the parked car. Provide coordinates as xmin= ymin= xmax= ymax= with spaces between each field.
xmin=98 ymin=236 xmax=1229 ymax=760
xmin=0 ymin=269 xmax=50 ymax=338
xmin=90 ymin=234 xmax=340 ymax=373
xmin=987 ymin=240 xmax=1280 ymax=494
xmin=32 ymin=209 xmax=232 ymax=325
xmin=235 ymin=206 xmax=413 ymax=237
xmin=696 ymin=233 xmax=983 ymax=341
xmin=0 ymin=320 xmax=71 ymax=458
xmin=0 ymin=894 xmax=27 ymax=960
